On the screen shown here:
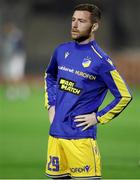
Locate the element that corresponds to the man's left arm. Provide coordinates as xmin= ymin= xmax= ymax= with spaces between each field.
xmin=74 ymin=58 xmax=132 ymax=130
xmin=96 ymin=69 xmax=132 ymax=124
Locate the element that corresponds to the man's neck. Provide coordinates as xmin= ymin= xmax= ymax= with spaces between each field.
xmin=77 ymin=34 xmax=95 ymax=45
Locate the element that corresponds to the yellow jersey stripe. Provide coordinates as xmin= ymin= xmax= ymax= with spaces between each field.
xmin=97 ymin=70 xmax=131 ymax=124
xmin=44 ymin=73 xmax=50 ymax=109
xmin=111 ymin=70 xmax=131 ymax=97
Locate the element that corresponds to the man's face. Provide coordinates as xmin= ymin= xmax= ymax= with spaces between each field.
xmin=71 ymin=10 xmax=93 ymax=42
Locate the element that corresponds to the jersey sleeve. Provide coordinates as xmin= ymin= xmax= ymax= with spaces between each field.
xmin=96 ymin=57 xmax=132 ymax=124
xmin=44 ymin=48 xmax=58 ymax=109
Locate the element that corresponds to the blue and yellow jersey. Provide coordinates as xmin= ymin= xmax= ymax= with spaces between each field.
xmin=44 ymin=40 xmax=132 ymax=139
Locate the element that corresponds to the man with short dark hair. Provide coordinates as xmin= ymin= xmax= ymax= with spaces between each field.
xmin=44 ymin=4 xmax=132 ymax=179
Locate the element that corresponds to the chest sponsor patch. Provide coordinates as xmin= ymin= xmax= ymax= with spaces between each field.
xmin=59 ymin=78 xmax=82 ymax=95
xmin=58 ymin=66 xmax=96 ymax=81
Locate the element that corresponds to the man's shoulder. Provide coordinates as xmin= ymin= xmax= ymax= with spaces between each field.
xmin=91 ymin=41 xmax=116 ymax=70
xmin=91 ymin=41 xmax=109 ymax=60
xmin=55 ymin=41 xmax=74 ymax=51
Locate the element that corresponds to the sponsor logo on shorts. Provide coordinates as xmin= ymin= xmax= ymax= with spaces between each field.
xmin=70 ymin=165 xmax=90 ymax=173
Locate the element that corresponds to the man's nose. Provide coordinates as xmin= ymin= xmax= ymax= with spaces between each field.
xmin=72 ymin=20 xmax=78 ymax=28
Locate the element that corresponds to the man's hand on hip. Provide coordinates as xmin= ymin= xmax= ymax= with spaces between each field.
xmin=74 ymin=112 xmax=98 ymax=131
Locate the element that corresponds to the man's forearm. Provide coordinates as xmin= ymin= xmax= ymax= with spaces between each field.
xmin=48 ymin=106 xmax=55 ymax=124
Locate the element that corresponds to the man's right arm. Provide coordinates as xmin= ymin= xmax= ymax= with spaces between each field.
xmin=44 ymin=49 xmax=58 ymax=123
xmin=48 ymin=106 xmax=55 ymax=124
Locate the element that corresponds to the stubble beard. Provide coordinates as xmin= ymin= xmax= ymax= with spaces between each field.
xmin=71 ymin=28 xmax=92 ymax=43
xmin=72 ymin=35 xmax=91 ymax=43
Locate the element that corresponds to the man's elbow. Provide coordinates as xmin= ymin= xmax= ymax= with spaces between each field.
xmin=122 ymin=94 xmax=133 ymax=104
xmin=128 ymin=94 xmax=133 ymax=103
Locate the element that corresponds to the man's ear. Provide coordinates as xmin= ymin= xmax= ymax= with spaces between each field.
xmin=91 ymin=23 xmax=99 ymax=32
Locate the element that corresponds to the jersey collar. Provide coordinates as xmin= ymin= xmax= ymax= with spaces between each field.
xmin=74 ymin=40 xmax=97 ymax=50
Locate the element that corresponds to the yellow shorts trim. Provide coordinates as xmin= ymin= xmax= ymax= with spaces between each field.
xmin=45 ymin=136 xmax=101 ymax=178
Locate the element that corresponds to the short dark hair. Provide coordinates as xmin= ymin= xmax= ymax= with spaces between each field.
xmin=74 ymin=3 xmax=101 ymax=23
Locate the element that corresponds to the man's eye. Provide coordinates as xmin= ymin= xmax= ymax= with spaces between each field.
xmin=79 ymin=20 xmax=85 ymax=23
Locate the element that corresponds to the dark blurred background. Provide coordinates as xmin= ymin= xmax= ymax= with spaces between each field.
xmin=0 ymin=0 xmax=140 ymax=179
xmin=0 ymin=0 xmax=140 ymax=82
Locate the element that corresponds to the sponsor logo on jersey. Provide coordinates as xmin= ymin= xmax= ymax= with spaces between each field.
xmin=75 ymin=70 xmax=96 ymax=80
xmin=64 ymin=51 xmax=70 ymax=59
xmin=82 ymin=57 xmax=92 ymax=68
xmin=70 ymin=165 xmax=90 ymax=173
xmin=59 ymin=78 xmax=82 ymax=95
xmin=58 ymin=66 xmax=96 ymax=81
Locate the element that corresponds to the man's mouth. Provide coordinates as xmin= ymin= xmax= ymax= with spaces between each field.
xmin=71 ymin=29 xmax=79 ymax=33
xmin=71 ymin=31 xmax=79 ymax=34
